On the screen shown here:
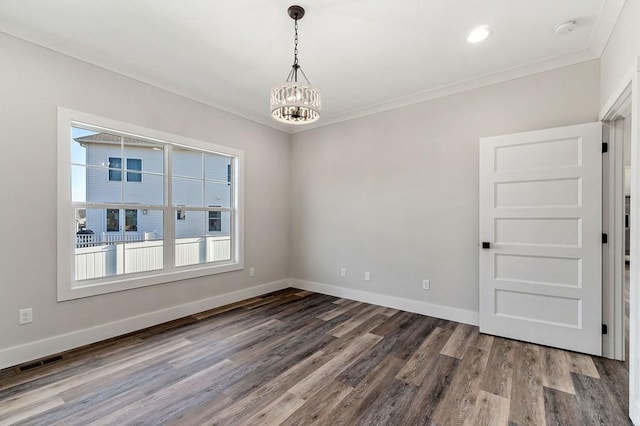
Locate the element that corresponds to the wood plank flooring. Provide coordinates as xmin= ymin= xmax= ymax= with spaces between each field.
xmin=0 ymin=288 xmax=631 ymax=425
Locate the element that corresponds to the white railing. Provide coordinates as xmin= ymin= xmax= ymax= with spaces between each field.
xmin=75 ymin=233 xmax=96 ymax=247
xmin=75 ymin=235 xmax=231 ymax=280
xmin=102 ymin=233 xmax=145 ymax=243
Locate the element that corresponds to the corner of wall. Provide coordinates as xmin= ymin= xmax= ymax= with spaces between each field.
xmin=290 ymin=279 xmax=479 ymax=326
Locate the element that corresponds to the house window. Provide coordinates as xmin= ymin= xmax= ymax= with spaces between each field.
xmin=108 ymin=157 xmax=122 ymax=181
xmin=108 ymin=157 xmax=142 ymax=182
xmin=125 ymin=209 xmax=138 ymax=231
xmin=59 ymin=108 xmax=244 ymax=301
xmin=106 ymin=209 xmax=119 ymax=231
xmin=127 ymin=158 xmax=142 ymax=182
xmin=106 ymin=209 xmax=138 ymax=232
xmin=209 ymin=211 xmax=222 ymax=232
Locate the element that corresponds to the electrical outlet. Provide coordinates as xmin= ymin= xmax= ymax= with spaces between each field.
xmin=364 ymin=271 xmax=371 ymax=281
xmin=340 ymin=268 xmax=347 ymax=277
xmin=19 ymin=308 xmax=32 ymax=325
xmin=249 ymin=267 xmax=255 ymax=277
xmin=422 ymin=279 xmax=430 ymax=290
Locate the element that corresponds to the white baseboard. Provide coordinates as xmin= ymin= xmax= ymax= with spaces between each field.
xmin=1 ymin=278 xmax=480 ymax=370
xmin=631 ymin=398 xmax=639 ymax=425
xmin=291 ymin=279 xmax=479 ymax=326
xmin=0 ymin=279 xmax=290 ymax=370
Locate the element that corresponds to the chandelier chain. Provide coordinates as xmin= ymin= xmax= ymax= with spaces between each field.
xmin=293 ymin=19 xmax=299 ymax=67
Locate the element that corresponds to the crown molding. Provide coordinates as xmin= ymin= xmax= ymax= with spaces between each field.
xmin=292 ymin=49 xmax=599 ymax=134
xmin=587 ymin=0 xmax=627 ymax=58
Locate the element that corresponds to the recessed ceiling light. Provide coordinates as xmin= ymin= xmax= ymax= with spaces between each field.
xmin=467 ymin=25 xmax=492 ymax=44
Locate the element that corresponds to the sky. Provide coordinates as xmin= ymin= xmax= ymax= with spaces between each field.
xmin=71 ymin=126 xmax=97 ymax=203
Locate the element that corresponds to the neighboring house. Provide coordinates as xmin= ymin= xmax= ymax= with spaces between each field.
xmin=74 ymin=132 xmax=232 ymax=242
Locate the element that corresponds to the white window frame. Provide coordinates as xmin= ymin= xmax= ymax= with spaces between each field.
xmin=57 ymin=107 xmax=244 ymax=301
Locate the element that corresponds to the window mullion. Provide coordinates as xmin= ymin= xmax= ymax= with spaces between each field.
xmin=119 ymin=137 xmax=127 ymax=275
xmin=230 ymin=157 xmax=235 ymax=262
xmin=119 ymin=136 xmax=125 ymax=238
xmin=164 ymin=144 xmax=175 ymax=271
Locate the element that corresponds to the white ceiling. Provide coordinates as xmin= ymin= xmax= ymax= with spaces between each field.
xmin=0 ymin=0 xmax=626 ymax=133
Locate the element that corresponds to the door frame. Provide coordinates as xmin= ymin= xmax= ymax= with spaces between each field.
xmin=602 ymin=96 xmax=630 ymax=361
xmin=600 ymin=56 xmax=639 ymax=424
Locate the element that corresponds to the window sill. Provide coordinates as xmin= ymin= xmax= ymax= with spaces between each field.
xmin=57 ymin=260 xmax=244 ymax=301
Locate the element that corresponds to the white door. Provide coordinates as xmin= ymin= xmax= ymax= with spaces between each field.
xmin=479 ymin=122 xmax=602 ymax=355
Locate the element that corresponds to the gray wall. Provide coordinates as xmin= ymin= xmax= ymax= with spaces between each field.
xmin=290 ymin=60 xmax=600 ymax=314
xmin=0 ymin=33 xmax=291 ymax=351
xmin=0 ymin=29 xmax=605 ymax=361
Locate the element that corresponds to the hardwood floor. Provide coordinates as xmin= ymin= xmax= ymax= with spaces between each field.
xmin=0 ymin=288 xmax=631 ymax=425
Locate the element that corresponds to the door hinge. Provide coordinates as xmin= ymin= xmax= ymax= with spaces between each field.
xmin=602 ymin=324 xmax=608 ymax=335
xmin=602 ymin=233 xmax=608 ymax=244
xmin=602 ymin=142 xmax=608 ymax=153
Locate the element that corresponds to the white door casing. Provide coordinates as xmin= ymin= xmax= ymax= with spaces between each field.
xmin=628 ymin=65 xmax=639 ymax=426
xmin=479 ymin=122 xmax=602 ymax=355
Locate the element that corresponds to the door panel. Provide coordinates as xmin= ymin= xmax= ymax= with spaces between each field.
xmin=479 ymin=122 xmax=602 ymax=355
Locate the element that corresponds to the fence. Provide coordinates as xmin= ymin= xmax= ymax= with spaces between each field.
xmin=75 ymin=235 xmax=231 ymax=281
xmin=175 ymin=236 xmax=231 ymax=267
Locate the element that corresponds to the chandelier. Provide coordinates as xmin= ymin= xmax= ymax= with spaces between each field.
xmin=270 ymin=5 xmax=321 ymax=125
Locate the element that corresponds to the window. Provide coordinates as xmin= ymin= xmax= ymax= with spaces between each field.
xmin=125 ymin=209 xmax=138 ymax=232
xmin=173 ymin=148 xmax=232 ymax=267
xmin=106 ymin=209 xmax=119 ymax=232
xmin=209 ymin=211 xmax=221 ymax=232
xmin=127 ymin=158 xmax=142 ymax=182
xmin=108 ymin=157 xmax=122 ymax=181
xmin=106 ymin=209 xmax=138 ymax=232
xmin=58 ymin=108 xmax=244 ymax=301
xmin=108 ymin=157 xmax=142 ymax=182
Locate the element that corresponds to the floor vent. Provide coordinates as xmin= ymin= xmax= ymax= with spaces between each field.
xmin=41 ymin=355 xmax=63 ymax=365
xmin=18 ymin=362 xmax=42 ymax=372
xmin=18 ymin=355 xmax=64 ymax=372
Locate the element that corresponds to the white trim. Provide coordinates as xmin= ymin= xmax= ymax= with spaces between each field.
xmin=600 ymin=56 xmax=639 ymax=425
xmin=602 ymin=120 xmax=626 ymax=360
xmin=629 ymin=61 xmax=640 ymax=426
xmin=2 ymin=32 xmax=618 ymax=136
xmin=0 ymin=279 xmax=290 ymax=370
xmin=600 ymin=63 xmax=638 ymax=121
xmin=57 ymin=107 xmax=245 ymax=301
xmin=587 ymin=0 xmax=627 ymax=57
xmin=611 ymin=120 xmax=626 ymax=361
xmin=292 ymin=50 xmax=598 ymax=134
xmin=291 ymin=279 xmax=479 ymax=326
xmin=632 ymin=399 xmax=640 ymax=426
xmin=46 ymin=45 xmax=598 ymax=136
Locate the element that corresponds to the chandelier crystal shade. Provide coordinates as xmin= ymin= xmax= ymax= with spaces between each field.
xmin=270 ymin=5 xmax=321 ymax=125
